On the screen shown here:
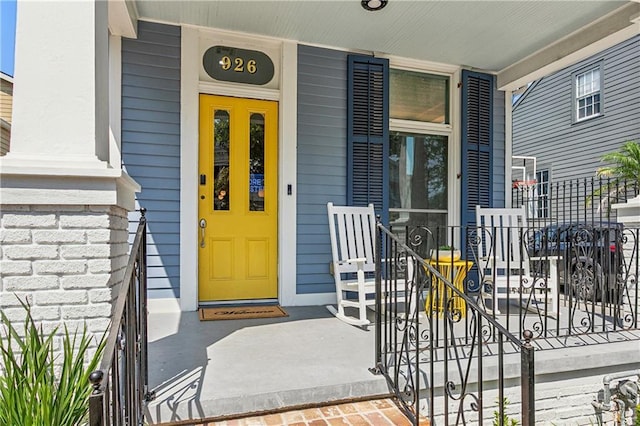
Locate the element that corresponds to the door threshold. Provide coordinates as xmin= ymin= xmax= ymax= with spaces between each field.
xmin=198 ymin=299 xmax=279 ymax=308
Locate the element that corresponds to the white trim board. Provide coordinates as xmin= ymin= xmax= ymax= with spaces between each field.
xmin=179 ymin=25 xmax=200 ymax=312
xmin=179 ymin=26 xmax=301 ymax=311
xmin=278 ymin=41 xmax=299 ymax=307
xmin=498 ymin=2 xmax=640 ymax=90
xmin=148 ymin=297 xmax=182 ymax=314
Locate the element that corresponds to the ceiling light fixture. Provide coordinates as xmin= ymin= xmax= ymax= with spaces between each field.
xmin=361 ymin=0 xmax=387 ymax=12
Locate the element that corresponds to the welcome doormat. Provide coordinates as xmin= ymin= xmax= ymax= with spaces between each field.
xmin=198 ymin=305 xmax=288 ymax=321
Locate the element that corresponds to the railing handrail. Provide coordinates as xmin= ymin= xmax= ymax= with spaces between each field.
xmin=95 ymin=211 xmax=147 ymax=378
xmin=377 ymin=222 xmax=526 ymax=348
xmin=89 ymin=209 xmax=151 ymax=426
xmin=375 ymin=220 xmax=537 ymax=425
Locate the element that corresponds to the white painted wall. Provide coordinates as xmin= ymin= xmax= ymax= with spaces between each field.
xmin=0 ymin=3 xmax=140 ymax=358
xmin=9 ymin=1 xmax=107 ymax=165
xmin=0 ymin=0 xmax=138 ymax=209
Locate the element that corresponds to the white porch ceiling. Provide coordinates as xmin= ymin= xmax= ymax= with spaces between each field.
xmin=134 ymin=1 xmax=640 ymax=89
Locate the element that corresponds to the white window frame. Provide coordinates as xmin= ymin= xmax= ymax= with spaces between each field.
xmin=573 ymin=63 xmax=603 ymax=123
xmin=535 ymin=169 xmax=550 ymax=219
xmin=386 ymin=59 xmax=459 ymax=234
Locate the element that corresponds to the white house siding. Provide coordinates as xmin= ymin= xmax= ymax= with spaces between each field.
xmin=0 ymin=205 xmax=129 ymax=351
xmin=512 ymin=35 xmax=640 ymax=181
xmin=296 ymin=45 xmax=350 ymax=295
xmin=121 ymin=21 xmax=181 ymax=300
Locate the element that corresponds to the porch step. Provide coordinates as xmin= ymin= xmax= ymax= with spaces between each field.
xmin=146 ymin=376 xmax=391 ymax=423
xmin=156 ymin=397 xmax=431 ymax=426
xmin=145 ymin=307 xmax=392 ymax=424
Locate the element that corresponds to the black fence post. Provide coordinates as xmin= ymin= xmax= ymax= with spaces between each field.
xmin=521 ymin=329 xmax=535 ymax=426
xmin=373 ymin=216 xmax=383 ymax=372
xmin=88 ymin=371 xmax=105 ymax=426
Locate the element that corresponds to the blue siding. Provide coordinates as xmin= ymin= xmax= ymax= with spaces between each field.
xmin=493 ymin=81 xmax=506 ymax=207
xmin=122 ymin=21 xmax=181 ymax=299
xmin=513 ymin=35 xmax=640 ymax=180
xmin=296 ymin=45 xmax=349 ymax=295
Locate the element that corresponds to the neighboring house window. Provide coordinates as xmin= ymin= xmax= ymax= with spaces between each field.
xmin=535 ymin=169 xmax=550 ymax=219
xmin=388 ymin=68 xmax=451 ymax=232
xmin=574 ymin=64 xmax=602 ymax=122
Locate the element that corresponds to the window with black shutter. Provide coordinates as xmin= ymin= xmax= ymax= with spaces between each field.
xmin=460 ymin=70 xmax=494 ymax=291
xmin=461 ymin=70 xmax=494 ymax=228
xmin=347 ymin=55 xmax=389 ymax=224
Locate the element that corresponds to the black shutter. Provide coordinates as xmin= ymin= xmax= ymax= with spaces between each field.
xmin=461 ymin=70 xmax=494 ymax=227
xmin=347 ymin=55 xmax=389 ymax=223
xmin=461 ymin=70 xmax=494 ymax=292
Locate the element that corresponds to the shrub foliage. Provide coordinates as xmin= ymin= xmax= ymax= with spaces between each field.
xmin=0 ymin=299 xmax=105 ymax=426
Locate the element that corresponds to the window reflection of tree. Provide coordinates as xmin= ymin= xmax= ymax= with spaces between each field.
xmin=390 ymin=132 xmax=447 ymax=229
xmin=249 ymin=114 xmax=265 ymax=212
xmin=214 ymin=111 xmax=230 ymax=211
xmin=211 ymin=111 xmax=266 ymax=212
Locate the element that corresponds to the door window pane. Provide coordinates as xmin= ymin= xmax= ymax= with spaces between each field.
xmin=249 ymin=113 xmax=265 ymax=212
xmin=390 ymin=69 xmax=449 ymax=124
xmin=214 ymin=110 xmax=230 ymax=211
xmin=390 ymin=132 xmax=448 ymax=211
xmin=390 ymin=212 xmax=448 ymax=259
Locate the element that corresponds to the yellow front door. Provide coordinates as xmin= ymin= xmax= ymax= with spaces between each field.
xmin=198 ymin=95 xmax=278 ymax=302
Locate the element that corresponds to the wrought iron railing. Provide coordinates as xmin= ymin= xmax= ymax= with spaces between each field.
xmin=391 ymin=222 xmax=639 ymax=341
xmin=511 ymin=176 xmax=639 ymax=227
xmin=372 ymin=222 xmax=536 ymax=425
xmin=88 ymin=209 xmax=154 ymax=426
xmin=511 ymin=176 xmax=640 ymax=337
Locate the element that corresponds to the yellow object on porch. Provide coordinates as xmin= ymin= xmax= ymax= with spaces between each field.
xmin=425 ymin=259 xmax=473 ymax=317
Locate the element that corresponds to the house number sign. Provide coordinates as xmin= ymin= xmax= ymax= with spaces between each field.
xmin=203 ymin=45 xmax=274 ymax=85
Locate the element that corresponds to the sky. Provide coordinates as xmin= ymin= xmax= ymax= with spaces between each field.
xmin=1 ymin=0 xmax=17 ymax=77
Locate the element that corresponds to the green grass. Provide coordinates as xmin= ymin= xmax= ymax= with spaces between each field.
xmin=493 ymin=398 xmax=519 ymax=426
xmin=0 ymin=299 xmax=106 ymax=426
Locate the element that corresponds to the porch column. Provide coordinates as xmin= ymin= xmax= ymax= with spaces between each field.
xmin=6 ymin=0 xmax=110 ymax=168
xmin=612 ymin=196 xmax=640 ymax=319
xmin=0 ymin=1 xmax=139 ymax=356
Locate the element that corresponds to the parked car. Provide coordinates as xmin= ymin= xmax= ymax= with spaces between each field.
xmin=530 ymin=222 xmax=625 ymax=303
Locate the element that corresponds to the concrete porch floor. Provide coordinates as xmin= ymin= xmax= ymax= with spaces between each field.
xmin=145 ymin=303 xmax=640 ymax=425
xmin=145 ymin=306 xmax=390 ymax=425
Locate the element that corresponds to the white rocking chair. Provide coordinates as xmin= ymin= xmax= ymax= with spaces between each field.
xmin=326 ymin=202 xmax=378 ymax=326
xmin=475 ymin=206 xmax=559 ymax=315
xmin=327 ymin=202 xmax=418 ymax=326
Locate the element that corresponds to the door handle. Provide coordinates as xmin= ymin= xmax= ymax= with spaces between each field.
xmin=199 ymin=219 xmax=207 ymax=248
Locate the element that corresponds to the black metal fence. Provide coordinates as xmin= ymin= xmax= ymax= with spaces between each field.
xmin=372 ymin=222 xmax=536 ymax=425
xmin=389 ymin=222 xmax=638 ymax=341
xmin=88 ymin=209 xmax=154 ymax=426
xmin=511 ymin=176 xmax=639 ymax=227
xmin=375 ymin=201 xmax=639 ymax=422
xmin=511 ymin=176 xmax=639 ymax=337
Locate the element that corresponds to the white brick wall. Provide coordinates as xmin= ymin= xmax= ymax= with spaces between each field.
xmin=424 ymin=369 xmax=638 ymax=425
xmin=0 ymin=205 xmax=129 ymax=354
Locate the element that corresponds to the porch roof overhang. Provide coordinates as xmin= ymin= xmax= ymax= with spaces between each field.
xmin=127 ymin=0 xmax=640 ymax=91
